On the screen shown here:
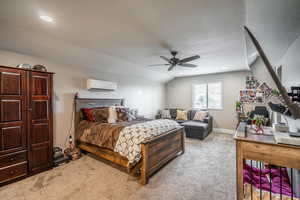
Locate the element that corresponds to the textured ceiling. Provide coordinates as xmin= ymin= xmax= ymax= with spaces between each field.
xmin=0 ymin=0 xmax=299 ymax=82
xmin=0 ymin=0 xmax=247 ymax=82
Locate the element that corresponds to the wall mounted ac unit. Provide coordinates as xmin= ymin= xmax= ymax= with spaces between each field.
xmin=86 ymin=79 xmax=117 ymax=91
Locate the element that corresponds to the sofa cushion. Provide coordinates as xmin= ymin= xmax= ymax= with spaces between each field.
xmin=193 ymin=111 xmax=208 ymax=121
xmin=176 ymin=110 xmax=188 ymax=120
xmin=161 ymin=109 xmax=171 ymax=119
xmin=181 ymin=121 xmax=208 ymax=129
xmin=168 ymin=108 xmax=181 ymax=119
xmin=188 ymin=109 xmax=208 ymax=120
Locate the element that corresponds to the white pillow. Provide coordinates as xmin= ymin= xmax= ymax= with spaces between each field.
xmin=161 ymin=109 xmax=171 ymax=119
xmin=108 ymin=106 xmax=118 ymax=123
xmin=193 ymin=111 xmax=208 ymax=121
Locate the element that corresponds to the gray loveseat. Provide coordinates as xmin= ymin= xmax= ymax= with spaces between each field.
xmin=156 ymin=109 xmax=213 ymax=140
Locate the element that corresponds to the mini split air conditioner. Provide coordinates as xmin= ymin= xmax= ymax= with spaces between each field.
xmin=86 ymin=79 xmax=117 ymax=91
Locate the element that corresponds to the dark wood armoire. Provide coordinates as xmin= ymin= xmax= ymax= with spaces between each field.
xmin=0 ymin=66 xmax=53 ymax=185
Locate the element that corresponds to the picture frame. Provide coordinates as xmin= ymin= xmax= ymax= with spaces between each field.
xmin=239 ymin=89 xmax=265 ymax=104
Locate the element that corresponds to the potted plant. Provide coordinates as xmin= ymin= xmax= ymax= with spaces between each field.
xmin=236 ymin=101 xmax=243 ymax=113
xmin=251 ymin=115 xmax=266 ymax=134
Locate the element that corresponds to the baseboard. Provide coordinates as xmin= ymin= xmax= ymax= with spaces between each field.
xmin=214 ymin=128 xmax=234 ymax=135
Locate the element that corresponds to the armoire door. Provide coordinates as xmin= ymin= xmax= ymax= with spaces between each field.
xmin=28 ymin=71 xmax=53 ymax=173
xmin=0 ymin=67 xmax=27 ymax=155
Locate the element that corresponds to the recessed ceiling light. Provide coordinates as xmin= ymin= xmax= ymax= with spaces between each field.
xmin=40 ymin=15 xmax=54 ymax=23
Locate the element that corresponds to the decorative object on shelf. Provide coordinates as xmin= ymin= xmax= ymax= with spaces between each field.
xmin=251 ymin=115 xmax=266 ymax=134
xmin=288 ymin=86 xmax=300 ymax=103
xmin=246 ymin=76 xmax=260 ymax=89
xmin=32 ymin=64 xmax=47 ymax=72
xmin=258 ymin=82 xmax=272 ymax=98
xmin=239 ymin=89 xmax=265 ymax=104
xmin=16 ymin=63 xmax=32 ymax=69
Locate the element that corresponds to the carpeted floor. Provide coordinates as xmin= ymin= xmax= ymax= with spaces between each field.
xmin=0 ymin=133 xmax=236 ymax=200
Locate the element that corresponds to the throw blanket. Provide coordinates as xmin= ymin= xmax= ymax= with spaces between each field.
xmin=114 ymin=119 xmax=181 ymax=164
xmin=78 ymin=120 xmax=143 ymax=150
xmin=243 ymin=163 xmax=299 ymax=200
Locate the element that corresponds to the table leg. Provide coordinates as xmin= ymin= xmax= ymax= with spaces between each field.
xmin=236 ymin=141 xmax=244 ymax=200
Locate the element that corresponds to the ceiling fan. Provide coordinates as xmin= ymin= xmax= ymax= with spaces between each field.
xmin=149 ymin=51 xmax=200 ymax=71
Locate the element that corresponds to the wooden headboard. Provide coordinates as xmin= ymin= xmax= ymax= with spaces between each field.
xmin=74 ymin=97 xmax=124 ymax=139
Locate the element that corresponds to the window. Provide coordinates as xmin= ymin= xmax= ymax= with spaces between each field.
xmin=192 ymin=82 xmax=222 ymax=109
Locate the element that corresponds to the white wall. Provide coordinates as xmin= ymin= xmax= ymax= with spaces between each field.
xmin=280 ymin=36 xmax=300 ymax=132
xmin=0 ymin=50 xmax=165 ymax=148
xmin=166 ymin=70 xmax=251 ymax=130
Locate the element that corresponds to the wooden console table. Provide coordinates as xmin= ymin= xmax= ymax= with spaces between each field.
xmin=234 ymin=130 xmax=300 ymax=200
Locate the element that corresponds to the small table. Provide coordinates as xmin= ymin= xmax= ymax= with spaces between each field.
xmin=234 ymin=128 xmax=300 ymax=200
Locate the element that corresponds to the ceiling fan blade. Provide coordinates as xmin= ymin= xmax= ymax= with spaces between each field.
xmin=148 ymin=64 xmax=169 ymax=67
xmin=168 ymin=65 xmax=176 ymax=71
xmin=178 ymin=63 xmax=198 ymax=68
xmin=180 ymin=55 xmax=200 ymax=63
xmin=160 ymin=56 xmax=170 ymax=62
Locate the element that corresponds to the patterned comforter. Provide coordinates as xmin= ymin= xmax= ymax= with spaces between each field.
xmin=78 ymin=119 xmax=181 ymax=163
xmin=114 ymin=119 xmax=181 ymax=163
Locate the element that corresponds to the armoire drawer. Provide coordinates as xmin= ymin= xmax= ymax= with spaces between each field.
xmin=0 ymin=151 xmax=27 ymax=168
xmin=0 ymin=162 xmax=27 ymax=183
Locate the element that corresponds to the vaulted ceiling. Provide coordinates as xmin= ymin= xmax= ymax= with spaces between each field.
xmin=0 ymin=0 xmax=299 ymax=82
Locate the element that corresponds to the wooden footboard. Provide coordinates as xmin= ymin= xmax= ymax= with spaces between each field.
xmin=77 ymin=127 xmax=185 ymax=185
xmin=140 ymin=127 xmax=185 ymax=184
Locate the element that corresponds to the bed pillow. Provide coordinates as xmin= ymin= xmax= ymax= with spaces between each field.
xmin=82 ymin=107 xmax=108 ymax=122
xmin=108 ymin=106 xmax=118 ymax=123
xmin=193 ymin=111 xmax=208 ymax=121
xmin=161 ymin=109 xmax=171 ymax=119
xmin=91 ymin=107 xmax=109 ymax=123
xmin=176 ymin=110 xmax=188 ymax=120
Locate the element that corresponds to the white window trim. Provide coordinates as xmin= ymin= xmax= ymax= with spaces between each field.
xmin=192 ymin=82 xmax=223 ymax=110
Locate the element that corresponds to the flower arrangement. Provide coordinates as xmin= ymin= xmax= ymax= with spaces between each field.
xmin=251 ymin=115 xmax=266 ymax=134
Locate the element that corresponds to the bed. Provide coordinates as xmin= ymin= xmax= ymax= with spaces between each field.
xmin=74 ymin=97 xmax=185 ymax=184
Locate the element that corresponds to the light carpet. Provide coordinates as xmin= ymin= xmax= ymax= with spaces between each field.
xmin=0 ymin=133 xmax=236 ymax=200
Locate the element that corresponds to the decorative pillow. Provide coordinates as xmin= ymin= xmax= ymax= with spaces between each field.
xmin=128 ymin=109 xmax=137 ymax=120
xmin=108 ymin=106 xmax=118 ymax=123
xmin=116 ymin=107 xmax=130 ymax=122
xmin=82 ymin=108 xmax=94 ymax=121
xmin=193 ymin=111 xmax=208 ymax=121
xmin=161 ymin=109 xmax=171 ymax=119
xmin=91 ymin=107 xmax=109 ymax=123
xmin=176 ymin=110 xmax=188 ymax=120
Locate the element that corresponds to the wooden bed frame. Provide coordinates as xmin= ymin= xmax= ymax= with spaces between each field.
xmin=74 ymin=97 xmax=185 ymax=184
